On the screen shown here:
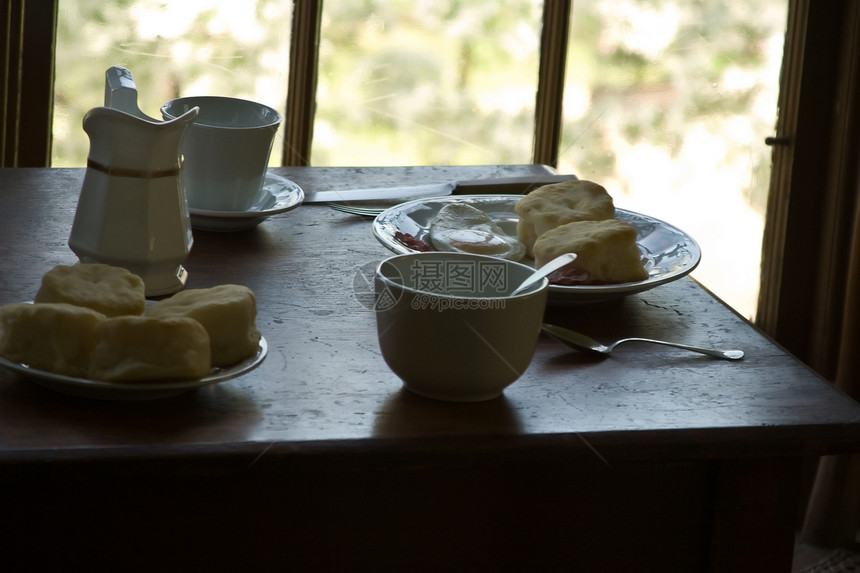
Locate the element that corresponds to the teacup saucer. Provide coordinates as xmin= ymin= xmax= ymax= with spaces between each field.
xmin=189 ymin=172 xmax=304 ymax=232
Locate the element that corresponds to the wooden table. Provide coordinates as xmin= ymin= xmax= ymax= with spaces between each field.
xmin=1 ymin=166 xmax=859 ymax=572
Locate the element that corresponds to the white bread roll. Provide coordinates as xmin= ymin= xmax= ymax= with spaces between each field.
xmin=35 ymin=263 xmax=146 ymax=317
xmin=514 ymin=180 xmax=615 ymax=256
xmin=89 ymin=316 xmax=211 ymax=382
xmin=0 ymin=302 xmax=105 ymax=377
xmin=533 ymin=219 xmax=649 ymax=284
xmin=146 ymin=284 xmax=261 ymax=367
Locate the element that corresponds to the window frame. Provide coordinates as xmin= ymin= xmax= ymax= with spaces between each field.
xmin=1 ymin=0 xmax=57 ymax=167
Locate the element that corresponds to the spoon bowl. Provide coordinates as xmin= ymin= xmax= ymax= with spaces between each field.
xmin=542 ymin=323 xmax=744 ymax=361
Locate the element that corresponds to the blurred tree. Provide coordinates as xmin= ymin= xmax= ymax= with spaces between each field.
xmin=312 ymin=0 xmax=542 ymax=165
xmin=560 ymin=0 xmax=784 ymax=216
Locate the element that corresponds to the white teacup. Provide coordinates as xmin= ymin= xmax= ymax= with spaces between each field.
xmin=161 ymin=96 xmax=281 ymax=212
xmin=375 ymin=252 xmax=549 ymax=402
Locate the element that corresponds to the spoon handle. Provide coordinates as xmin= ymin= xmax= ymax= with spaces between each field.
xmin=609 ymin=338 xmax=744 ymax=360
xmin=510 ymin=252 xmax=576 ymax=296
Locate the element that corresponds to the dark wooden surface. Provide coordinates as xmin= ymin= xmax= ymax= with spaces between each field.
xmin=1 ymin=166 xmax=859 ymax=571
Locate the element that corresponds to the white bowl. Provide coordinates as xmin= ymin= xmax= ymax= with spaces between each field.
xmin=375 ymin=252 xmax=548 ymax=402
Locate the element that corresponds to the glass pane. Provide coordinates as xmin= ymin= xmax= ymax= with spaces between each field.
xmin=313 ymin=0 xmax=543 ymax=166
xmin=559 ymin=0 xmax=788 ymax=319
xmin=52 ymin=0 xmax=291 ymax=167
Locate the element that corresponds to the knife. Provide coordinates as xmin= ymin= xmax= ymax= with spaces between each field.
xmin=304 ymin=182 xmax=455 ymax=203
xmin=302 ymin=173 xmax=577 ymax=203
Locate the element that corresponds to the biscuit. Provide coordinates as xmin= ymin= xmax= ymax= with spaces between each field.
xmin=35 ymin=263 xmax=146 ymax=317
xmin=533 ymin=219 xmax=648 ymax=284
xmin=514 ymin=180 xmax=615 ymax=256
xmin=147 ymin=284 xmax=261 ymax=367
xmin=89 ymin=316 xmax=211 ymax=382
xmin=0 ymin=302 xmax=105 ymax=378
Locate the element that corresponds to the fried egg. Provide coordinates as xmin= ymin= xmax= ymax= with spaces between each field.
xmin=429 ymin=203 xmax=526 ymax=261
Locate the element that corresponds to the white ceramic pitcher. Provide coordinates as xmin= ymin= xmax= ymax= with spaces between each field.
xmin=68 ymin=66 xmax=199 ymax=296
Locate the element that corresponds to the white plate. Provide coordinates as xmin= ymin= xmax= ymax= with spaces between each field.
xmin=189 ymin=173 xmax=304 ymax=231
xmin=372 ymin=195 xmax=701 ymax=305
xmin=0 ymin=337 xmax=267 ymax=400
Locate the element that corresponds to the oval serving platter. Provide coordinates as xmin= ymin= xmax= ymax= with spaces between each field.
xmin=372 ymin=194 xmax=701 ymax=305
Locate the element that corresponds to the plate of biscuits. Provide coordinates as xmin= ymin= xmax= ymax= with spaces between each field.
xmin=0 ymin=338 xmax=267 ymax=400
xmin=372 ymin=180 xmax=701 ymax=305
xmin=0 ymin=263 xmax=267 ymax=399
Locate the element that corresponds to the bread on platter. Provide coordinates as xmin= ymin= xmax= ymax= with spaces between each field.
xmin=533 ymin=219 xmax=648 ymax=284
xmin=515 ymin=179 xmax=615 ymax=256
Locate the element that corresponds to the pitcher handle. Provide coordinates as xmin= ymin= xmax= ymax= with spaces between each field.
xmin=104 ymin=66 xmax=148 ymax=119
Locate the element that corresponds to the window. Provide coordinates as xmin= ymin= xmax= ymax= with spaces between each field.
xmin=49 ymin=0 xmax=788 ymax=319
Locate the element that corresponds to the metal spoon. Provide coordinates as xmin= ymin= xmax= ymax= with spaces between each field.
xmin=510 ymin=253 xmax=577 ymax=296
xmin=542 ymin=323 xmax=744 ymax=361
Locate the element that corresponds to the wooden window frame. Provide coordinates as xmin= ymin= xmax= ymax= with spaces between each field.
xmin=1 ymin=0 xmax=57 ymax=167
xmin=757 ymin=0 xmax=860 ymax=376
